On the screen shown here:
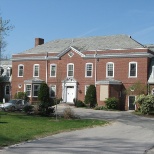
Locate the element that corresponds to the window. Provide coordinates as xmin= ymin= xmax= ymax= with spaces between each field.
xmin=106 ymin=62 xmax=114 ymax=77
xmin=6 ymin=67 xmax=11 ymax=77
xmin=33 ymin=84 xmax=40 ymax=97
xmin=129 ymin=62 xmax=137 ymax=77
xmin=18 ymin=64 xmax=24 ymax=77
xmin=26 ymin=85 xmax=31 ymax=97
xmin=85 ymin=85 xmax=89 ymax=95
xmin=152 ymin=88 xmax=154 ymax=95
xmin=50 ymin=64 xmax=56 ymax=77
xmin=152 ymin=66 xmax=154 ymax=78
xmin=67 ymin=63 xmax=74 ymax=77
xmin=85 ymin=63 xmax=93 ymax=77
xmin=33 ymin=64 xmax=39 ymax=77
xmin=5 ymin=85 xmax=10 ymax=95
xmin=50 ymin=85 xmax=56 ymax=98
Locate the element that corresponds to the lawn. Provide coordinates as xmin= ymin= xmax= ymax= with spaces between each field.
xmin=0 ymin=111 xmax=107 ymax=147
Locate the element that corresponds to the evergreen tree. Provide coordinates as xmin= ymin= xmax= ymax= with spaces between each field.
xmin=84 ymin=85 xmax=97 ymax=108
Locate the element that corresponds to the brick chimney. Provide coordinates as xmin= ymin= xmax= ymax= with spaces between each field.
xmin=35 ymin=38 xmax=44 ymax=47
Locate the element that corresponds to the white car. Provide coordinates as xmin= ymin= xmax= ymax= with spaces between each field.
xmin=0 ymin=99 xmax=29 ymax=111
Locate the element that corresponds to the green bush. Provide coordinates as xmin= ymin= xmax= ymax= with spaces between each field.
xmin=84 ymin=85 xmax=97 ymax=108
xmin=14 ymin=92 xmax=29 ymax=102
xmin=135 ymin=94 xmax=154 ymax=114
xmin=74 ymin=99 xmax=86 ymax=108
xmin=23 ymin=105 xmax=34 ymax=114
xmin=94 ymin=106 xmax=107 ymax=110
xmin=38 ymin=82 xmax=54 ymax=116
xmin=104 ymin=97 xmax=118 ymax=109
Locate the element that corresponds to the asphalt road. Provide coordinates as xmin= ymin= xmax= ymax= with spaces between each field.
xmin=1 ymin=105 xmax=154 ymax=154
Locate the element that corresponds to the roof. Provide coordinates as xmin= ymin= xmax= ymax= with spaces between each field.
xmin=145 ymin=44 xmax=154 ymax=52
xmin=17 ymin=34 xmax=144 ymax=55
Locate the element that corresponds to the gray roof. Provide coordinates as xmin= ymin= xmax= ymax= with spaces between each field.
xmin=145 ymin=44 xmax=154 ymax=52
xmin=18 ymin=35 xmax=144 ymax=54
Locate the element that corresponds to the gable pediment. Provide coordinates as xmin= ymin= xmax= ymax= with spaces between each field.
xmin=57 ymin=46 xmax=85 ymax=58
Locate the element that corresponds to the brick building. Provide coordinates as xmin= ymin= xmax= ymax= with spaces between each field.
xmin=11 ymin=35 xmax=154 ymax=110
xmin=0 ymin=59 xmax=12 ymax=102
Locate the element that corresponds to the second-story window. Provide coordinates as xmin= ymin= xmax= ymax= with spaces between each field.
xmin=33 ymin=64 xmax=39 ymax=77
xmin=129 ymin=62 xmax=137 ymax=77
xmin=18 ymin=64 xmax=24 ymax=77
xmin=6 ymin=67 xmax=12 ymax=77
xmin=50 ymin=64 xmax=56 ymax=77
xmin=106 ymin=62 xmax=114 ymax=77
xmin=85 ymin=63 xmax=93 ymax=77
xmin=67 ymin=63 xmax=74 ymax=77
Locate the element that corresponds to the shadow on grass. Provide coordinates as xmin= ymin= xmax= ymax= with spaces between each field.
xmin=0 ymin=122 xmax=8 ymax=124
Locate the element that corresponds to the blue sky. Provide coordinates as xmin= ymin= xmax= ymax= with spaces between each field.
xmin=0 ymin=0 xmax=154 ymax=58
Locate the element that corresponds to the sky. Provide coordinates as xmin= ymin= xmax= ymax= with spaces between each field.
xmin=0 ymin=0 xmax=154 ymax=58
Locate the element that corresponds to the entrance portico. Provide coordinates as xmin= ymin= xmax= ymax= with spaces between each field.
xmin=62 ymin=77 xmax=77 ymax=104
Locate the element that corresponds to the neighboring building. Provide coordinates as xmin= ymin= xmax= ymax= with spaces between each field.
xmin=11 ymin=35 xmax=154 ymax=110
xmin=0 ymin=59 xmax=12 ymax=102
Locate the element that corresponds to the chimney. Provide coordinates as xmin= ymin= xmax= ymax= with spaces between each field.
xmin=35 ymin=38 xmax=44 ymax=47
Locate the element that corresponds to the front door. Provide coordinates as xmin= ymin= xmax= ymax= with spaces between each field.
xmin=66 ymin=86 xmax=75 ymax=103
xmin=129 ymin=96 xmax=135 ymax=110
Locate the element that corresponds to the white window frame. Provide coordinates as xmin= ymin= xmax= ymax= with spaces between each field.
xmin=151 ymin=88 xmax=154 ymax=95
xmin=50 ymin=64 xmax=57 ymax=77
xmin=50 ymin=85 xmax=56 ymax=98
xmin=152 ymin=66 xmax=154 ymax=78
xmin=33 ymin=84 xmax=40 ymax=97
xmin=25 ymin=84 xmax=31 ymax=97
xmin=33 ymin=64 xmax=39 ymax=77
xmin=18 ymin=64 xmax=24 ymax=77
xmin=129 ymin=62 xmax=137 ymax=78
xmin=85 ymin=85 xmax=90 ymax=95
xmin=106 ymin=62 xmax=114 ymax=78
xmin=67 ymin=63 xmax=74 ymax=77
xmin=85 ymin=63 xmax=93 ymax=77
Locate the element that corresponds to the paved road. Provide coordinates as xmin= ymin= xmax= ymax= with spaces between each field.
xmin=1 ymin=105 xmax=154 ymax=154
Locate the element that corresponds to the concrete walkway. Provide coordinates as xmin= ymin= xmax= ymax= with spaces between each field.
xmin=1 ymin=104 xmax=154 ymax=154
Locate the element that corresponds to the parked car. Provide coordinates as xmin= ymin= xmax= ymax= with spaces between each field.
xmin=0 ymin=99 xmax=30 ymax=111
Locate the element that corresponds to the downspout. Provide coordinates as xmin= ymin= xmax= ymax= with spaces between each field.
xmin=46 ymin=52 xmax=48 ymax=83
xmin=95 ymin=50 xmax=97 ymax=87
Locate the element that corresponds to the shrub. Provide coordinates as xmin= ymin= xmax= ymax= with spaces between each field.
xmin=135 ymin=94 xmax=154 ymax=114
xmin=14 ymin=92 xmax=29 ymax=102
xmin=94 ymin=106 xmax=107 ymax=110
xmin=63 ymin=107 xmax=75 ymax=119
xmin=74 ymin=99 xmax=86 ymax=108
xmin=84 ymin=85 xmax=97 ymax=108
xmin=23 ymin=105 xmax=34 ymax=114
xmin=104 ymin=97 xmax=118 ymax=109
xmin=38 ymin=82 xmax=54 ymax=116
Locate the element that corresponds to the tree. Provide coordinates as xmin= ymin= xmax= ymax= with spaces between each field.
xmin=0 ymin=16 xmax=14 ymax=59
xmin=38 ymin=82 xmax=54 ymax=116
xmin=84 ymin=85 xmax=97 ymax=108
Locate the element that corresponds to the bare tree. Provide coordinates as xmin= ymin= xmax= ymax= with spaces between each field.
xmin=0 ymin=15 xmax=14 ymax=74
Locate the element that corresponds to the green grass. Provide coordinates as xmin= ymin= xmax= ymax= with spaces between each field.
xmin=0 ymin=111 xmax=107 ymax=147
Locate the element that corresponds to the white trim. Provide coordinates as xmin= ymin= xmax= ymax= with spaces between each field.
xmin=129 ymin=62 xmax=137 ymax=78
xmin=33 ymin=84 xmax=40 ymax=97
xmin=18 ymin=64 xmax=24 ymax=77
xmin=85 ymin=63 xmax=93 ymax=77
xmin=50 ymin=64 xmax=57 ymax=77
xmin=106 ymin=62 xmax=114 ymax=78
xmin=67 ymin=63 xmax=74 ymax=77
xmin=33 ymin=64 xmax=39 ymax=77
xmin=25 ymin=84 xmax=32 ymax=97
xmin=128 ymin=95 xmax=136 ymax=110
xmin=50 ymin=85 xmax=56 ymax=98
xmin=85 ymin=85 xmax=90 ymax=95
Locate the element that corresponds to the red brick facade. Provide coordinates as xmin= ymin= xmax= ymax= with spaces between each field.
xmin=11 ymin=36 xmax=154 ymax=110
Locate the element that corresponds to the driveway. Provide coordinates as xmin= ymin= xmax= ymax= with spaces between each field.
xmin=1 ymin=105 xmax=154 ymax=154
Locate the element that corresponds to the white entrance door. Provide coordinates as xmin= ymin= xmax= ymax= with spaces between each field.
xmin=67 ymin=86 xmax=75 ymax=103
